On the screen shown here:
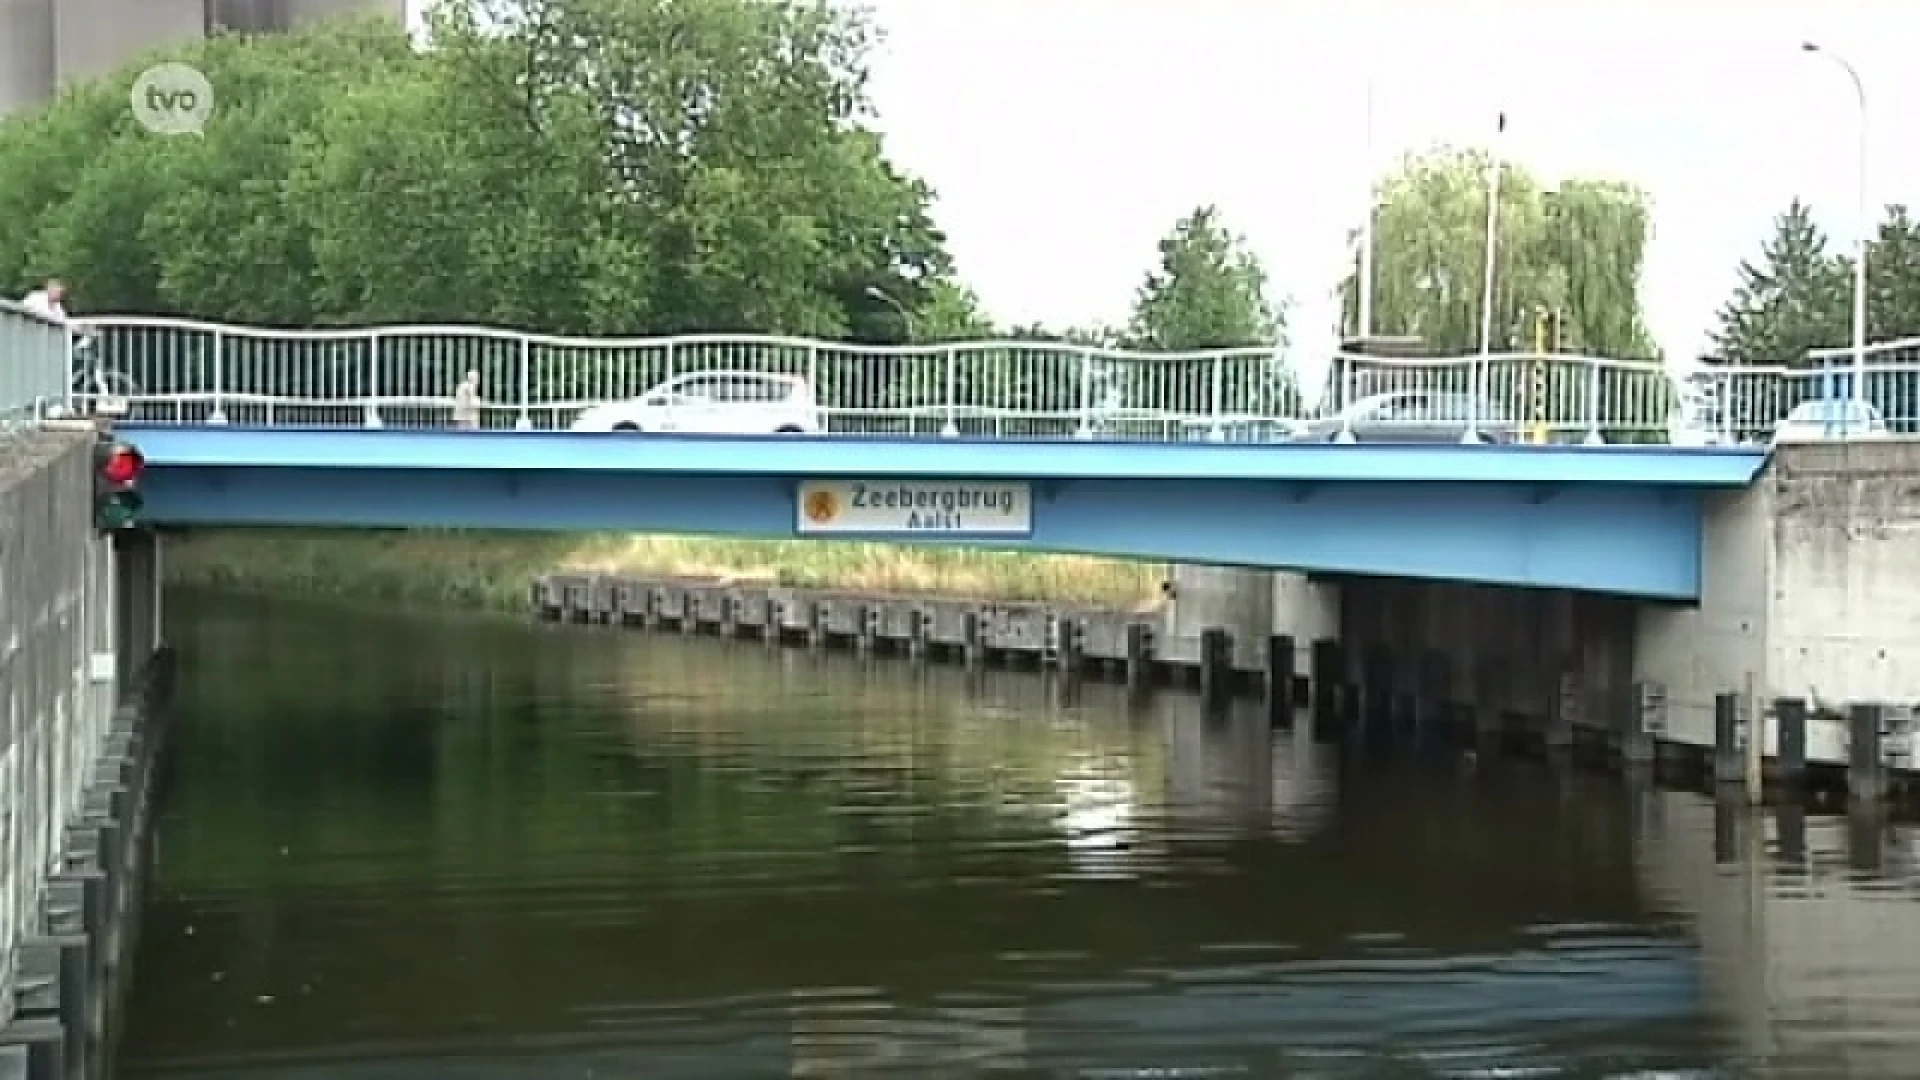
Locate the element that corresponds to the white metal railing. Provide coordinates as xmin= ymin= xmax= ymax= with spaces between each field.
xmin=1323 ymin=351 xmax=1680 ymax=444
xmin=78 ymin=315 xmax=1689 ymax=441
xmin=1674 ymin=338 xmax=1920 ymax=445
xmin=0 ymin=300 xmax=72 ymax=431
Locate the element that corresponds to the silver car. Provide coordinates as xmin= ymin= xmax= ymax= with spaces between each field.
xmin=570 ymin=371 xmax=823 ymax=435
xmin=1773 ymin=399 xmax=1887 ymax=445
xmin=1291 ymin=391 xmax=1519 ymax=444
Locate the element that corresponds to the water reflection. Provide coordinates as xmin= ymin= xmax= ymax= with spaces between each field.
xmin=1636 ymin=790 xmax=1920 ymax=1079
xmin=113 ymin=591 xmax=1920 ymax=1079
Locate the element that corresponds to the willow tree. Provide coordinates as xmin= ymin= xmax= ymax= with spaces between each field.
xmin=1340 ymin=148 xmax=1656 ymax=359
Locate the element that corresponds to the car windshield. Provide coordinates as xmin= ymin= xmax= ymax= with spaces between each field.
xmin=1338 ymin=392 xmax=1412 ymax=418
xmin=1340 ymin=392 xmax=1505 ymax=422
xmin=648 ymin=374 xmax=800 ymax=403
xmin=1786 ymin=399 xmax=1878 ymax=425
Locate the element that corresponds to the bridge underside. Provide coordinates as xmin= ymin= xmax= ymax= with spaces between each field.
xmin=140 ymin=466 xmax=1706 ymax=599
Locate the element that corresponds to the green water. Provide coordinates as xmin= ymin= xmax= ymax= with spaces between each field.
xmin=113 ymin=590 xmax=1920 ymax=1078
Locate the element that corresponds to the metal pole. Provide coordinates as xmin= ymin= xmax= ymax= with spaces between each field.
xmin=1470 ymin=112 xmax=1506 ymax=442
xmin=1477 ymin=114 xmax=1505 ymax=357
xmin=1804 ymin=43 xmax=1869 ymax=431
xmin=1357 ymin=76 xmax=1376 ymax=341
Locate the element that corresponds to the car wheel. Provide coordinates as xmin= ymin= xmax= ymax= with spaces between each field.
xmin=612 ymin=422 xmax=642 ymax=434
xmin=774 ymin=424 xmax=805 ymax=434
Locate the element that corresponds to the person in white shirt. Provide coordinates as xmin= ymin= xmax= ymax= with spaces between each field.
xmin=20 ymin=278 xmax=69 ymax=323
xmin=452 ymin=369 xmax=481 ymax=429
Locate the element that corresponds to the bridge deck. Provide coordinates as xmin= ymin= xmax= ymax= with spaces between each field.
xmin=118 ymin=425 xmax=1771 ymax=487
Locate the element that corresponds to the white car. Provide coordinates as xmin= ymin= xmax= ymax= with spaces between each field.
xmin=1773 ymin=399 xmax=1888 ymax=445
xmin=570 ymin=371 xmax=823 ymax=434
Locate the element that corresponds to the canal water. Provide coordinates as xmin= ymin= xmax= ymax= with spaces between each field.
xmin=115 ymin=590 xmax=1920 ymax=1079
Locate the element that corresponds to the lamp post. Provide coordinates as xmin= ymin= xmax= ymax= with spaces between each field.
xmin=863 ymin=285 xmax=953 ymax=436
xmin=1802 ymin=42 xmax=1869 ymax=431
xmin=864 ymin=285 xmax=915 ymax=342
xmin=1466 ymin=111 xmax=1508 ymax=443
xmin=1357 ymin=76 xmax=1377 ymax=343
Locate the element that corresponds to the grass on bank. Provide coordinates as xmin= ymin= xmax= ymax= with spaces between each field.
xmin=163 ymin=529 xmax=1167 ymax=612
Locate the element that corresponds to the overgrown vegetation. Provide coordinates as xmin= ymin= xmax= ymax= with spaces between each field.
xmin=163 ymin=530 xmax=1167 ymax=611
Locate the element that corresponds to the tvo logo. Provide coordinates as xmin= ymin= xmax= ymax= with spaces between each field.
xmin=130 ymin=63 xmax=214 ymax=135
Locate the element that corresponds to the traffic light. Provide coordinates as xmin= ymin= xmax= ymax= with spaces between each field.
xmin=93 ymin=438 xmax=145 ymax=531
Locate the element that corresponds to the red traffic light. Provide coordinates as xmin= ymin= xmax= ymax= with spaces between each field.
xmin=101 ymin=444 xmax=144 ymax=487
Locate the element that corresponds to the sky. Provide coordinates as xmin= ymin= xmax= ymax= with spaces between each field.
xmin=854 ymin=0 xmax=1919 ymax=366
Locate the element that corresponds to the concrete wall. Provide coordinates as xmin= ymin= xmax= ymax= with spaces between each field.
xmin=1157 ymin=566 xmax=1336 ymax=679
xmin=0 ymin=428 xmax=116 ymax=1024
xmin=1632 ymin=482 xmax=1772 ymax=752
xmin=0 ymin=0 xmax=55 ymax=116
xmin=1634 ymin=441 xmax=1920 ymax=764
xmin=1160 ymin=565 xmax=1271 ymax=670
xmin=1 ymin=0 xmax=405 ymax=116
xmin=53 ymin=0 xmax=206 ymax=87
xmin=1767 ymin=441 xmax=1920 ymax=705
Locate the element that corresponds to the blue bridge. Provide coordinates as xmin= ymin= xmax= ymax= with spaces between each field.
xmin=120 ymin=423 xmax=1765 ymax=600
xmin=6 ymin=311 xmax=1807 ymax=601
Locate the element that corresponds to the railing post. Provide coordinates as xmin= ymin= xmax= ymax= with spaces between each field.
xmin=208 ymin=328 xmax=228 ymax=424
xmin=364 ymin=331 xmax=383 ymax=429
xmin=515 ymin=337 xmax=532 ymax=430
xmin=941 ymin=347 xmax=958 ymax=438
xmin=1583 ymin=359 xmax=1604 ymax=445
xmin=806 ymin=344 xmax=822 ymax=433
xmin=1207 ymin=353 xmax=1224 ymax=442
xmin=1463 ymin=356 xmax=1485 ymax=442
xmin=60 ymin=322 xmax=76 ymax=417
xmin=1074 ymin=347 xmax=1093 ymax=439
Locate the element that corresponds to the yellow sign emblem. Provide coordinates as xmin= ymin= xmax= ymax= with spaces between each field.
xmin=803 ymin=488 xmax=839 ymax=524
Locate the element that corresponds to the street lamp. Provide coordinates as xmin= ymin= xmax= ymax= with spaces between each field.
xmin=1802 ymin=41 xmax=1869 ymax=431
xmin=863 ymin=285 xmax=954 ymax=437
xmin=863 ymin=285 xmax=915 ymax=342
xmin=1356 ymin=75 xmax=1377 ymax=343
xmin=1466 ymin=110 xmax=1509 ymax=443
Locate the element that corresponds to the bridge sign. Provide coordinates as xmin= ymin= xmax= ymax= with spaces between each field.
xmin=795 ymin=480 xmax=1032 ymax=537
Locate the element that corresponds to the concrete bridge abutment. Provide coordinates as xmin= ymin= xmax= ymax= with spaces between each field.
xmin=0 ymin=426 xmax=169 ymax=1079
xmin=1636 ymin=441 xmax=1920 ymax=794
xmin=1157 ymin=565 xmax=1337 ymax=706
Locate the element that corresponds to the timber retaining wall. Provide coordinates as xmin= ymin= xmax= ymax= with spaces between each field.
xmin=530 ymin=572 xmax=1309 ymax=715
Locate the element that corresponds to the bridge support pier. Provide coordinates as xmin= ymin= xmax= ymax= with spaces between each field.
xmin=113 ymin=530 xmax=162 ymax=688
xmin=1360 ymin=644 xmax=1393 ymax=749
xmin=1265 ymin=634 xmax=1294 ymax=727
xmin=1309 ymin=639 xmax=1343 ymax=742
xmin=1416 ymin=649 xmax=1449 ymax=751
xmin=1198 ymin=629 xmax=1232 ymax=714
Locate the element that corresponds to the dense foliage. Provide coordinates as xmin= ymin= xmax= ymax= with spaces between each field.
xmin=0 ymin=7 xmax=1283 ymax=356
xmin=0 ymin=6 xmax=1297 ymax=427
xmin=1712 ymin=198 xmax=1920 ymax=367
xmin=1338 ymin=147 xmax=1656 ymax=359
xmin=0 ymin=8 xmax=950 ymax=338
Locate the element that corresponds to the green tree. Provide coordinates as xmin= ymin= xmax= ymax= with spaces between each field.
xmin=1127 ymin=205 xmax=1280 ymax=351
xmin=1125 ymin=206 xmax=1291 ymax=422
xmin=1710 ymin=198 xmax=1851 ymax=368
xmin=1341 ymin=148 xmax=1655 ymax=359
xmin=1866 ymin=204 xmax=1920 ymax=342
xmin=0 ymin=2 xmax=955 ymax=346
xmin=494 ymin=0 xmax=949 ymax=339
